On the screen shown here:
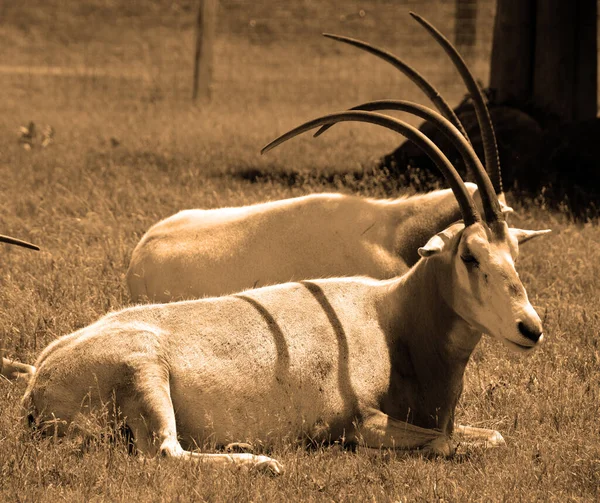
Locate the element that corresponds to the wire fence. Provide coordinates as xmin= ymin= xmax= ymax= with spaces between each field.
xmin=1 ymin=0 xmax=502 ymax=109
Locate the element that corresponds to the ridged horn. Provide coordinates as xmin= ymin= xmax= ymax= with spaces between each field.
xmin=321 ymin=33 xmax=469 ymax=141
xmin=0 ymin=234 xmax=40 ymax=251
xmin=261 ymin=111 xmax=480 ymax=227
xmin=314 ymin=100 xmax=500 ymax=225
xmin=410 ymin=11 xmax=504 ymax=222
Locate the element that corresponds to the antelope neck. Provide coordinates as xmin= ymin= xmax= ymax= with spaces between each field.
xmin=387 ymin=192 xmax=462 ymax=266
xmin=379 ymin=257 xmax=482 ymax=432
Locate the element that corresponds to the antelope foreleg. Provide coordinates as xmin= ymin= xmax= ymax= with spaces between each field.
xmin=454 ymin=423 xmax=505 ymax=447
xmin=356 ymin=408 xmax=455 ymax=456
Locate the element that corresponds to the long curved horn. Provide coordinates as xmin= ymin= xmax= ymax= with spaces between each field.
xmin=322 ymin=33 xmax=469 ymax=141
xmin=314 ymin=100 xmax=501 ymax=224
xmin=262 ymin=111 xmax=480 ymax=227
xmin=410 ymin=12 xmax=504 ymax=205
xmin=0 ymin=234 xmax=39 ymax=251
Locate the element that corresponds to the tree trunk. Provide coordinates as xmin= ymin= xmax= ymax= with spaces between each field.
xmin=574 ymin=0 xmax=597 ymax=122
xmin=533 ymin=0 xmax=578 ymax=123
xmin=489 ymin=0 xmax=535 ymax=106
xmin=490 ymin=0 xmax=597 ymax=124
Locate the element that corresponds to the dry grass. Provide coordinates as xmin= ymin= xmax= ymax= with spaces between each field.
xmin=1 ymin=1 xmax=599 ymax=501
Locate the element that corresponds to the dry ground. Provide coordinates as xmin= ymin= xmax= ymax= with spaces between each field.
xmin=1 ymin=1 xmax=599 ymax=501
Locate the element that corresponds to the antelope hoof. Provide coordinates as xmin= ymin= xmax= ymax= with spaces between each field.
xmin=424 ymin=436 xmax=456 ymax=458
xmin=225 ymin=442 xmax=254 ymax=453
xmin=487 ymin=430 xmax=505 ymax=447
xmin=252 ymin=455 xmax=284 ymax=476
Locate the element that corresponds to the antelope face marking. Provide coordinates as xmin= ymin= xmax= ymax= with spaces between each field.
xmin=420 ymin=221 xmax=550 ymax=353
xmin=453 ymin=223 xmax=545 ymax=352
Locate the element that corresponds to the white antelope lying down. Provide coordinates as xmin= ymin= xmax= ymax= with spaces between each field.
xmin=127 ymin=12 xmax=511 ymax=303
xmin=1 ymin=234 xmax=38 ymax=381
xmin=23 ymin=112 xmax=549 ymax=475
xmin=128 ymin=184 xmax=493 ymax=302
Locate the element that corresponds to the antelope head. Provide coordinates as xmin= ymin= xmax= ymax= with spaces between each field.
xmin=420 ymin=220 xmax=549 ymax=352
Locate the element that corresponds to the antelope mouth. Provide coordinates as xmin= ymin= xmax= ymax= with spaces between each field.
xmin=506 ymin=337 xmax=541 ymax=352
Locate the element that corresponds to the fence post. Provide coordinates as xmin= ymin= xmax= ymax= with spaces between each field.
xmin=454 ymin=0 xmax=478 ymax=66
xmin=192 ymin=0 xmax=217 ymax=102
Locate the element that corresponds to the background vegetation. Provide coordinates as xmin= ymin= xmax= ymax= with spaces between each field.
xmin=1 ymin=1 xmax=598 ymax=501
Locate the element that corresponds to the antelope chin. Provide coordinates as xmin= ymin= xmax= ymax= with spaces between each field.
xmin=475 ymin=323 xmax=544 ymax=353
xmin=503 ymin=336 xmax=542 ymax=353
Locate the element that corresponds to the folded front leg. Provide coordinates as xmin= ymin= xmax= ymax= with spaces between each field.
xmin=355 ymin=408 xmax=455 ymax=457
xmin=454 ymin=423 xmax=505 ymax=447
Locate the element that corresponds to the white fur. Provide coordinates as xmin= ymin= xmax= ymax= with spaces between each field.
xmin=24 ymin=219 xmax=547 ymax=474
xmin=127 ymin=183 xmax=513 ymax=302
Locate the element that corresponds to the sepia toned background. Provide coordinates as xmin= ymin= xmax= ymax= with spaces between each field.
xmin=1 ymin=1 xmax=599 ymax=501
xmin=1 ymin=1 xmax=495 ymax=104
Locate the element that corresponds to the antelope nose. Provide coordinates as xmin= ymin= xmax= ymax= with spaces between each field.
xmin=517 ymin=320 xmax=543 ymax=343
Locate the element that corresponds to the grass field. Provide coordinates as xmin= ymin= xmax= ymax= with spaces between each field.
xmin=1 ymin=1 xmax=599 ymax=501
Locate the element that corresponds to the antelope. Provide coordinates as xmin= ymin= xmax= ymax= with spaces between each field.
xmin=23 ymin=111 xmax=549 ymax=475
xmin=1 ymin=234 xmax=39 ymax=381
xmin=127 ymin=13 xmax=514 ymax=304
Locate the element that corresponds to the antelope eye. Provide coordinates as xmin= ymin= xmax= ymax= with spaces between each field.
xmin=461 ymin=253 xmax=479 ymax=266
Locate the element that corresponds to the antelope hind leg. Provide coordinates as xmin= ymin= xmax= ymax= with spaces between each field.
xmin=119 ymin=361 xmax=283 ymax=476
xmin=166 ymin=448 xmax=284 ymax=475
xmin=454 ymin=423 xmax=505 ymax=447
xmin=356 ymin=408 xmax=455 ymax=457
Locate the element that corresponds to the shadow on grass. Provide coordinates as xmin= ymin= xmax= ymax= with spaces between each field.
xmin=224 ymin=162 xmax=425 ymax=197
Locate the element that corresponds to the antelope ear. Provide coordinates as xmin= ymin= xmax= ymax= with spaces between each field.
xmin=498 ymin=194 xmax=514 ymax=216
xmin=418 ymin=221 xmax=465 ymax=258
xmin=418 ymin=234 xmax=446 ymax=257
xmin=510 ymin=228 xmax=552 ymax=245
xmin=472 ymin=188 xmax=514 ymax=217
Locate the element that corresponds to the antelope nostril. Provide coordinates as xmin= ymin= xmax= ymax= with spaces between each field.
xmin=518 ymin=321 xmax=542 ymax=342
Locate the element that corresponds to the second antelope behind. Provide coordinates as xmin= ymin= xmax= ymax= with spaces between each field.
xmin=22 ymin=111 xmax=550 ymax=475
xmin=127 ymin=11 xmax=514 ymax=303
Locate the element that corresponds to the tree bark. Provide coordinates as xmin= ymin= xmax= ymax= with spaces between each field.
xmin=533 ymin=0 xmax=577 ymax=123
xmin=489 ymin=0 xmax=535 ymax=106
xmin=490 ymin=0 xmax=597 ymax=124
xmin=574 ymin=0 xmax=597 ymax=121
